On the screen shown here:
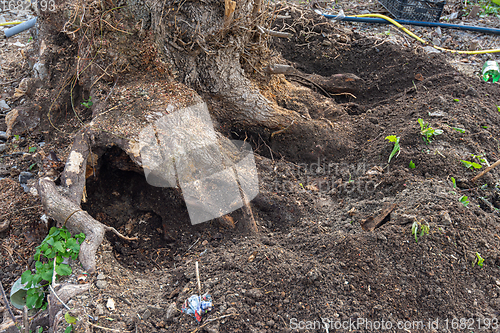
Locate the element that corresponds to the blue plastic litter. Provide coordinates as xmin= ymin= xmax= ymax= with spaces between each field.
xmin=181 ymin=293 xmax=213 ymax=323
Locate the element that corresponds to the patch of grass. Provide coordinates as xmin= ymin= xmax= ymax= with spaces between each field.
xmin=385 ymin=135 xmax=400 ymax=163
xmin=418 ymin=118 xmax=443 ymax=144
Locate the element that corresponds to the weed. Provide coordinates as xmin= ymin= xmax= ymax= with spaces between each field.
xmin=479 ymin=1 xmax=500 ymax=18
xmin=28 ymin=146 xmax=37 ymax=153
xmin=459 ymin=195 xmax=470 ymax=207
xmin=453 ymin=98 xmax=460 ymax=102
xmin=473 ymin=252 xmax=485 ymax=267
xmin=27 ymin=36 xmax=33 ymax=43
xmin=29 ymin=163 xmax=37 ymax=170
xmin=385 ymin=135 xmax=400 ymax=163
xmin=497 ymin=105 xmax=500 ymax=112
xmin=409 ymin=160 xmax=416 ymax=169
xmin=417 ymin=118 xmax=443 ymax=144
xmin=471 ymin=153 xmax=489 ymax=166
xmin=81 ymin=97 xmax=93 ymax=109
xmin=21 ymin=227 xmax=85 ymax=309
xmin=451 ymin=177 xmax=457 ymax=188
xmin=411 ymin=221 xmax=429 ymax=242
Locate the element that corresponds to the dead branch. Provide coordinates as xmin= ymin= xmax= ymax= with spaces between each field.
xmin=471 ymin=159 xmax=500 ymax=182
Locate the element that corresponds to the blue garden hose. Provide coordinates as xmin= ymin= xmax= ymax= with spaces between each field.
xmin=322 ymin=13 xmax=500 ymax=35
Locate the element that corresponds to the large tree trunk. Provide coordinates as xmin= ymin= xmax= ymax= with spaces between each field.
xmin=9 ymin=0 xmax=357 ymax=276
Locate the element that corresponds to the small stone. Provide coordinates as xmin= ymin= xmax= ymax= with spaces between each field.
xmin=0 ymin=131 xmax=7 ymax=141
xmin=18 ymin=172 xmax=34 ymax=184
xmin=96 ymin=273 xmax=106 ymax=280
xmin=321 ymin=40 xmax=332 ymax=47
xmin=96 ymin=304 xmax=104 ymax=315
xmin=106 ymin=298 xmax=115 ymax=311
xmin=202 ymin=240 xmax=208 ymax=246
xmin=0 ymin=144 xmax=6 ymax=154
xmin=165 ymin=302 xmax=178 ymax=322
xmin=244 ymin=288 xmax=263 ymax=300
xmin=142 ymin=309 xmax=151 ymax=320
xmin=423 ymin=46 xmax=441 ymax=54
xmin=96 ymin=280 xmax=108 ymax=289
xmin=0 ymin=100 xmax=10 ymax=112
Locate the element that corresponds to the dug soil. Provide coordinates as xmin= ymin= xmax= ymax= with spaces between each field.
xmin=2 ymin=4 xmax=500 ymax=333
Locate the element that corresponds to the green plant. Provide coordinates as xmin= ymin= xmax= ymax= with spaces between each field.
xmin=28 ymin=146 xmax=37 ymax=153
xmin=21 ymin=227 xmax=85 ymax=310
xmin=479 ymin=1 xmax=500 ymax=18
xmin=14 ymin=135 xmax=20 ymax=141
xmin=411 ymin=221 xmax=429 ymax=243
xmin=64 ymin=312 xmax=77 ymax=332
xmin=81 ymin=97 xmax=93 ymax=109
xmin=453 ymin=98 xmax=460 ymax=102
xmin=497 ymin=105 xmax=500 ymax=112
xmin=409 ymin=160 xmax=416 ymax=169
xmin=29 ymin=163 xmax=37 ymax=170
xmin=385 ymin=135 xmax=400 ymax=163
xmin=473 ymin=252 xmax=485 ymax=267
xmin=417 ymin=118 xmax=443 ymax=144
xmin=451 ymin=176 xmax=457 ymax=188
xmin=461 ymin=160 xmax=482 ymax=170
xmin=27 ymin=36 xmax=33 ymax=43
xmin=459 ymin=195 xmax=470 ymax=207
xmin=447 ymin=125 xmax=465 ymax=133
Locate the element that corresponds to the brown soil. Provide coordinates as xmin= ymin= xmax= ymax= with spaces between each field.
xmin=1 ymin=2 xmax=500 ymax=333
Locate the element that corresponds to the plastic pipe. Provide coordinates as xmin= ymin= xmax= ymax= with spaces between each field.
xmin=4 ymin=18 xmax=37 ymax=38
xmin=322 ymin=14 xmax=500 ymax=35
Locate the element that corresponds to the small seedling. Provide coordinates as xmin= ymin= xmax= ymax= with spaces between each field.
xmin=21 ymin=227 xmax=85 ymax=310
xmin=459 ymin=195 xmax=470 ymax=207
xmin=447 ymin=125 xmax=465 ymax=133
xmin=461 ymin=160 xmax=482 ymax=170
xmin=471 ymin=153 xmax=488 ymax=166
xmin=64 ymin=312 xmax=77 ymax=333
xmin=28 ymin=146 xmax=37 ymax=153
xmin=411 ymin=221 xmax=429 ymax=243
xmin=385 ymin=135 xmax=400 ymax=163
xmin=451 ymin=177 xmax=457 ymax=188
xmin=81 ymin=97 xmax=93 ymax=109
xmin=497 ymin=105 xmax=500 ymax=112
xmin=27 ymin=36 xmax=33 ymax=43
xmin=417 ymin=118 xmax=443 ymax=144
xmin=29 ymin=163 xmax=37 ymax=170
xmin=482 ymin=125 xmax=489 ymax=129
xmin=473 ymin=252 xmax=484 ymax=267
xmin=14 ymin=135 xmax=20 ymax=141
xmin=409 ymin=160 xmax=416 ymax=169
xmin=453 ymin=98 xmax=460 ymax=102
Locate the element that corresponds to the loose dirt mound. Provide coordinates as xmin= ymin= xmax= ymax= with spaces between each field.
xmin=1 ymin=5 xmax=500 ymax=333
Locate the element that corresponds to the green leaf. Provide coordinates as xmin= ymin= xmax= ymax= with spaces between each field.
xmin=385 ymin=135 xmax=397 ymax=143
xmin=41 ymin=268 xmax=54 ymax=282
xmin=451 ymin=177 xmax=456 ymax=189
xmin=49 ymin=227 xmax=59 ymax=236
xmin=385 ymin=136 xmax=400 ymax=163
xmin=28 ymin=146 xmax=37 ymax=153
xmin=476 ymin=252 xmax=484 ymax=267
xmin=417 ymin=118 xmax=425 ymax=131
xmin=461 ymin=160 xmax=482 ymax=169
xmin=65 ymin=312 xmax=77 ymax=324
xmin=453 ymin=98 xmax=460 ymax=102
xmin=459 ymin=195 xmax=470 ymax=207
xmin=450 ymin=126 xmax=465 ymax=133
xmin=409 ymin=160 xmax=416 ymax=169
xmin=65 ymin=325 xmax=73 ymax=333
xmin=53 ymin=241 xmax=65 ymax=254
xmin=46 ymin=237 xmax=55 ymax=246
xmin=29 ymin=163 xmax=37 ymax=170
xmin=56 ymin=264 xmax=72 ymax=276
xmin=21 ymin=270 xmax=33 ymax=284
xmin=433 ymin=129 xmax=443 ymax=135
